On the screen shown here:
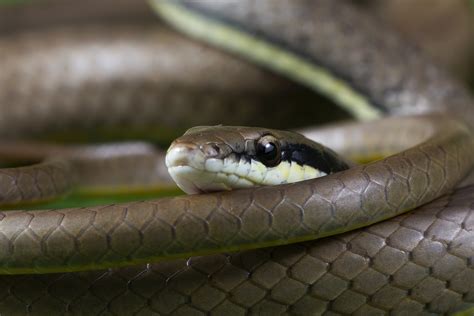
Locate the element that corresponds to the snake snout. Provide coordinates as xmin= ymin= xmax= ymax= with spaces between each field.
xmin=166 ymin=143 xmax=208 ymax=194
xmin=165 ymin=143 xmax=205 ymax=170
xmin=166 ymin=139 xmax=243 ymax=194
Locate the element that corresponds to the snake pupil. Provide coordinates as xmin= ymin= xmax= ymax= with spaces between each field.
xmin=256 ymin=136 xmax=281 ymax=167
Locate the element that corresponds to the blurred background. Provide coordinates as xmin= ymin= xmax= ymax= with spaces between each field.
xmin=0 ymin=0 xmax=472 ymax=143
xmin=1 ymin=0 xmax=472 ymax=83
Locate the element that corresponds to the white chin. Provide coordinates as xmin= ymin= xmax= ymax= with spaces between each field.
xmin=167 ymin=166 xmax=202 ymax=194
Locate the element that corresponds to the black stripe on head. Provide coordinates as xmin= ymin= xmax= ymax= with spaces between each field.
xmin=280 ymin=143 xmax=350 ymax=174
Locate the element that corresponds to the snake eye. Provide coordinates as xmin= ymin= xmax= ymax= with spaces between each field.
xmin=256 ymin=135 xmax=281 ymax=167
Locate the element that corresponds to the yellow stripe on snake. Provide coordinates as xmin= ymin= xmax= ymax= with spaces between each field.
xmin=0 ymin=0 xmax=473 ymax=315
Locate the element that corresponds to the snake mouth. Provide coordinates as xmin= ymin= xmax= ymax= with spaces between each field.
xmin=167 ymin=165 xmax=257 ymax=194
xmin=165 ymin=143 xmax=256 ymax=193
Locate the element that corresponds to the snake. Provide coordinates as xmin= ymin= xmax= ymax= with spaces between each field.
xmin=0 ymin=0 xmax=473 ymax=315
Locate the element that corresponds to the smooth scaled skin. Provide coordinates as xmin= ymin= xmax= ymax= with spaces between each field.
xmin=0 ymin=0 xmax=472 ymax=314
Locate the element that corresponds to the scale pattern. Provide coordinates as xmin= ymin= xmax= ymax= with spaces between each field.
xmin=0 ymin=161 xmax=71 ymax=205
xmin=0 ymin=183 xmax=472 ymax=315
xmin=0 ymin=118 xmax=471 ymax=274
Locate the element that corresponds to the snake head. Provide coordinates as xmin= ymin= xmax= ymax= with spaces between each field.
xmin=166 ymin=125 xmax=351 ymax=194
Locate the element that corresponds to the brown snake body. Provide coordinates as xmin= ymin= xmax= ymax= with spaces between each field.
xmin=0 ymin=0 xmax=473 ymax=315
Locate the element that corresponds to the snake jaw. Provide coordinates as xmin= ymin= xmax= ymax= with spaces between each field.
xmin=166 ymin=143 xmax=254 ymax=194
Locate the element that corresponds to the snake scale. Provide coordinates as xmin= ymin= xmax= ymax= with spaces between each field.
xmin=0 ymin=0 xmax=473 ymax=315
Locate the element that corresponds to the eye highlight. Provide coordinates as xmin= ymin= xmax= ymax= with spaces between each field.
xmin=256 ymin=135 xmax=281 ymax=167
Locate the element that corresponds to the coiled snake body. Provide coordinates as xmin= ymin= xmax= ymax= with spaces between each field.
xmin=0 ymin=0 xmax=473 ymax=315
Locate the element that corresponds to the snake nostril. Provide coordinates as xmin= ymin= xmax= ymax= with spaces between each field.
xmin=203 ymin=144 xmax=220 ymax=157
